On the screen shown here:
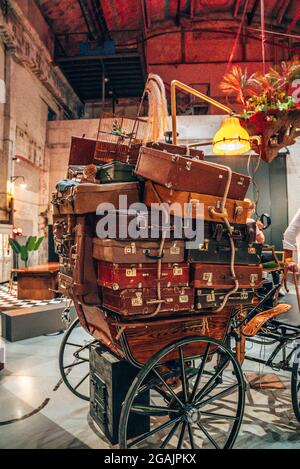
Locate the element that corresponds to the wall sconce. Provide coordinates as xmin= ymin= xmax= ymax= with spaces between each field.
xmin=9 ymin=176 xmax=27 ymax=191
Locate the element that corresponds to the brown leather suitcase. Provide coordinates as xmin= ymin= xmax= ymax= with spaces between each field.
xmin=69 ymin=136 xmax=98 ymax=165
xmin=52 ymin=182 xmax=141 ymax=215
xmin=72 ymin=216 xmax=101 ymax=305
xmin=146 ymin=142 xmax=204 ymax=160
xmin=97 ymin=261 xmax=189 ymax=290
xmin=195 ymin=288 xmax=258 ymax=309
xmin=93 ymin=239 xmax=185 ymax=263
xmin=107 ymin=307 xmax=232 ymax=365
xmin=136 ymin=146 xmax=251 ymax=199
xmin=143 ymin=181 xmax=250 ymax=224
xmin=190 ymin=264 xmax=263 ymax=289
xmin=96 ymin=208 xmax=181 ymax=240
xmin=102 ymin=286 xmax=194 ymax=317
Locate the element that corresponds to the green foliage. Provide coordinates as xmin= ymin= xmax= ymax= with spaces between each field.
xmin=9 ymin=236 xmax=44 ymax=267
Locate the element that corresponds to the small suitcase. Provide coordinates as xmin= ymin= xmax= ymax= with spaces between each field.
xmin=52 ymin=181 xmax=141 ymax=215
xmin=102 ymin=286 xmax=194 ymax=317
xmin=93 ymin=239 xmax=185 ymax=263
xmin=136 ymin=146 xmax=251 ymax=199
xmin=97 ymin=261 xmax=190 ymax=290
xmin=195 ymin=288 xmax=258 ymax=309
xmin=187 ymin=239 xmax=263 ymax=265
xmin=143 ymin=181 xmax=251 ymax=224
xmin=190 ymin=264 xmax=263 ymax=289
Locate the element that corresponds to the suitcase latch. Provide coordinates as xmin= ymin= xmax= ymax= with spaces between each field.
xmin=206 ymin=292 xmax=215 ymax=302
xmin=170 ymin=245 xmax=180 ymax=255
xmin=185 ymin=161 xmax=192 ymax=171
xmin=203 ymin=272 xmax=213 ymax=286
xmin=179 ymin=295 xmax=189 ymax=303
xmin=240 ymin=290 xmax=249 ymax=300
xmin=125 ymin=243 xmax=136 ymax=254
xmin=173 ymin=267 xmax=183 ymax=276
xmin=126 ymin=268 xmax=137 ymax=277
xmin=198 ymin=239 xmax=209 ymax=251
xmin=250 ymin=274 xmax=258 ymax=286
xmin=132 ymin=292 xmax=143 ymax=307
xmin=248 ymin=247 xmax=256 ymax=254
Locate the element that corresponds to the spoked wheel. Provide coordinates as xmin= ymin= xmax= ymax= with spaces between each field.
xmin=59 ymin=317 xmax=96 ymax=401
xmin=119 ymin=336 xmax=245 ymax=449
xmin=291 ymin=345 xmax=300 ymax=423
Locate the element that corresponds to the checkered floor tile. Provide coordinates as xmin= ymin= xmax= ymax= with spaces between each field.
xmin=0 ymin=284 xmax=64 ymax=310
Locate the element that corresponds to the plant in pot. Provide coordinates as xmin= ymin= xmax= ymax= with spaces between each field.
xmin=9 ymin=236 xmax=44 ymax=268
xmin=220 ymin=62 xmax=300 ymax=162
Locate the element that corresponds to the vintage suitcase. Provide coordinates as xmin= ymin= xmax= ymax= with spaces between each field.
xmin=102 ymin=286 xmax=194 ymax=317
xmin=190 ymin=264 xmax=263 ymax=289
xmin=136 ymin=147 xmax=251 ymax=199
xmin=52 ymin=181 xmax=140 ymax=215
xmin=90 ymin=347 xmax=149 ymax=445
xmin=72 ymin=216 xmax=101 ymax=305
xmin=195 ymin=288 xmax=258 ymax=310
xmin=93 ymin=239 xmax=185 ymax=263
xmin=143 ymin=181 xmax=251 ymax=224
xmin=69 ymin=136 xmax=97 ymax=166
xmin=97 ymin=261 xmax=189 ymax=290
xmin=107 ymin=307 xmax=232 ymax=365
xmin=187 ymin=239 xmax=263 ymax=265
xmin=96 ymin=208 xmax=181 ymax=240
xmin=146 ymin=141 xmax=204 ymax=159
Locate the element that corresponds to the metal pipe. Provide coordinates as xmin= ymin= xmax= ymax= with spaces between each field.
xmin=170 ymin=80 xmax=234 ymax=145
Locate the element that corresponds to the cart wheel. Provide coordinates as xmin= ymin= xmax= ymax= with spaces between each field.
xmin=119 ymin=336 xmax=245 ymax=449
xmin=59 ymin=317 xmax=96 ymax=401
xmin=291 ymin=346 xmax=300 ymax=423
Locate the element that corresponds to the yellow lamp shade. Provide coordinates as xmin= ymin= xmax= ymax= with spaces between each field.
xmin=212 ymin=117 xmax=251 ymax=155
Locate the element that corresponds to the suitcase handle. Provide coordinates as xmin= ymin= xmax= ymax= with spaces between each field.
xmin=144 ymin=250 xmax=165 ymax=260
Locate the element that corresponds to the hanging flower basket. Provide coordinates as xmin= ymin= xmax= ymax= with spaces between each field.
xmin=240 ymin=108 xmax=300 ymax=163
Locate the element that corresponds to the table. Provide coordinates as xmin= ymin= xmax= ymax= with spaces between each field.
xmin=14 ymin=263 xmax=60 ymax=300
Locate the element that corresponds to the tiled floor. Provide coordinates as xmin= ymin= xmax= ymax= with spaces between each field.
xmin=0 ymin=287 xmax=300 ymax=449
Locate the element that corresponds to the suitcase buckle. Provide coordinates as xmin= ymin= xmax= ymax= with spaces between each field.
xmin=203 ymin=272 xmax=213 ymax=286
xmin=132 ymin=292 xmax=143 ymax=307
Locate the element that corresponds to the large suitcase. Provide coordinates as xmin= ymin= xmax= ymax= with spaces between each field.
xmin=52 ymin=181 xmax=140 ymax=215
xmin=143 ymin=181 xmax=250 ymax=224
xmin=190 ymin=264 xmax=263 ymax=289
xmin=136 ymin=146 xmax=251 ymax=199
xmin=93 ymin=239 xmax=185 ymax=263
xmin=96 ymin=208 xmax=181 ymax=240
xmin=107 ymin=307 xmax=232 ymax=365
xmin=195 ymin=288 xmax=258 ymax=309
xmin=102 ymin=286 xmax=194 ymax=317
xmin=97 ymin=261 xmax=189 ymax=290
xmin=187 ymin=239 xmax=263 ymax=265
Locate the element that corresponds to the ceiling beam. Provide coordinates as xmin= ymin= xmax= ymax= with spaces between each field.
xmin=287 ymin=6 xmax=300 ymax=32
xmin=247 ymin=0 xmax=259 ymax=26
xmin=277 ymin=0 xmax=291 ymax=24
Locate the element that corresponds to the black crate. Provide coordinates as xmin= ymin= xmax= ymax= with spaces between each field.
xmin=90 ymin=347 xmax=149 ymax=445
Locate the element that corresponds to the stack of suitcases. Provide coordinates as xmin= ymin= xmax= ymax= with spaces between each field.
xmin=52 ymin=132 xmax=264 ymax=365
